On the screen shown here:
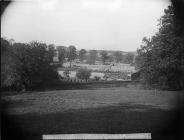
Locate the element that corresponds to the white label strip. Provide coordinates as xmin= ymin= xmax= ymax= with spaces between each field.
xmin=43 ymin=133 xmax=151 ymax=139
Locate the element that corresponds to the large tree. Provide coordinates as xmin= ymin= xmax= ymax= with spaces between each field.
xmin=136 ymin=5 xmax=184 ymax=90
xmin=19 ymin=41 xmax=59 ymax=89
xmin=79 ymin=49 xmax=87 ymax=62
xmin=1 ymin=38 xmax=20 ymax=89
xmin=122 ymin=53 xmax=134 ymax=64
xmin=100 ymin=50 xmax=109 ymax=64
xmin=87 ymin=50 xmax=97 ymax=65
xmin=57 ymin=46 xmax=67 ymax=67
xmin=76 ymin=68 xmax=91 ymax=82
xmin=1 ymin=38 xmax=59 ymax=90
xmin=67 ymin=45 xmax=77 ymax=67
xmin=114 ymin=51 xmax=122 ymax=63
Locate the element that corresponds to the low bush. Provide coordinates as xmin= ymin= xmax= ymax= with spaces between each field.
xmin=76 ymin=68 xmax=91 ymax=81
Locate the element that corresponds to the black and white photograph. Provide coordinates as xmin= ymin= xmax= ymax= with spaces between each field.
xmin=1 ymin=0 xmax=184 ymax=140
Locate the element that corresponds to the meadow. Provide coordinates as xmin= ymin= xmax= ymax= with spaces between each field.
xmin=2 ymin=86 xmax=182 ymax=140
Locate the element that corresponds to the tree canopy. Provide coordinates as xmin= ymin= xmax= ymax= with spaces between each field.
xmin=79 ymin=49 xmax=87 ymax=62
xmin=67 ymin=45 xmax=77 ymax=61
xmin=1 ymin=38 xmax=59 ymax=90
xmin=67 ymin=45 xmax=77 ymax=67
xmin=114 ymin=51 xmax=122 ymax=63
xmin=100 ymin=50 xmax=109 ymax=64
xmin=135 ymin=5 xmax=184 ymax=90
xmin=122 ymin=53 xmax=134 ymax=64
xmin=57 ymin=46 xmax=67 ymax=67
xmin=76 ymin=68 xmax=91 ymax=81
xmin=87 ymin=50 xmax=97 ymax=65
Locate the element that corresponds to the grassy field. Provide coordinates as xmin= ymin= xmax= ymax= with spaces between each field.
xmin=2 ymin=86 xmax=183 ymax=140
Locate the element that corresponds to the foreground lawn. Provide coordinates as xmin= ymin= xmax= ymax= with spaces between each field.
xmin=2 ymin=87 xmax=182 ymax=140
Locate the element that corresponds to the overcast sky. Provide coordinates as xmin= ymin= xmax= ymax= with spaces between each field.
xmin=1 ymin=0 xmax=170 ymax=51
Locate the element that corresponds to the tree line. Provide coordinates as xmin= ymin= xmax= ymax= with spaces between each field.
xmin=1 ymin=38 xmax=134 ymax=91
xmin=1 ymin=38 xmax=59 ymax=90
xmin=135 ymin=4 xmax=184 ymax=90
xmin=56 ymin=46 xmax=135 ymax=66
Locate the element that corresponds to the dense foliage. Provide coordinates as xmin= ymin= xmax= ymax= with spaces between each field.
xmin=57 ymin=46 xmax=67 ymax=67
xmin=122 ymin=53 xmax=134 ymax=64
xmin=1 ymin=38 xmax=59 ymax=90
xmin=1 ymin=38 xmax=20 ymax=89
xmin=79 ymin=49 xmax=87 ymax=62
xmin=87 ymin=50 xmax=97 ymax=65
xmin=100 ymin=50 xmax=109 ymax=64
xmin=67 ymin=45 xmax=77 ymax=67
xmin=135 ymin=5 xmax=184 ymax=90
xmin=76 ymin=68 xmax=91 ymax=81
xmin=114 ymin=51 xmax=122 ymax=63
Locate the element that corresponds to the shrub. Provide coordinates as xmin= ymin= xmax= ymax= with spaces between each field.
xmin=94 ymin=76 xmax=101 ymax=81
xmin=131 ymin=71 xmax=140 ymax=81
xmin=76 ymin=68 xmax=91 ymax=81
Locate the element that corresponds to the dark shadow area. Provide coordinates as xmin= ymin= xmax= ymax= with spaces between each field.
xmin=1 ymin=101 xmax=183 ymax=140
xmin=1 ymin=81 xmax=140 ymax=95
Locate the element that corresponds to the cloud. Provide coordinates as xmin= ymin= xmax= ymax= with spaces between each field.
xmin=82 ymin=0 xmax=123 ymax=12
xmin=1 ymin=0 xmax=170 ymax=51
xmin=38 ymin=0 xmax=59 ymax=10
